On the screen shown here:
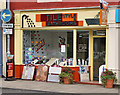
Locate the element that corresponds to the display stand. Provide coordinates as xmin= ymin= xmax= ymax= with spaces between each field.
xmin=5 ymin=55 xmax=16 ymax=81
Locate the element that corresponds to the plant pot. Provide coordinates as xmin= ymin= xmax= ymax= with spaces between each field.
xmin=105 ymin=79 xmax=114 ymax=88
xmin=64 ymin=78 xmax=71 ymax=84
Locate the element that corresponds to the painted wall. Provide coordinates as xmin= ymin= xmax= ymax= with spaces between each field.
xmin=0 ymin=0 xmax=6 ymax=11
xmin=108 ymin=7 xmax=120 ymax=83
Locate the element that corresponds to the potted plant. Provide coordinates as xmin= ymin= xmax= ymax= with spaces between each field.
xmin=101 ymin=70 xmax=117 ymax=88
xmin=59 ymin=67 xmax=74 ymax=84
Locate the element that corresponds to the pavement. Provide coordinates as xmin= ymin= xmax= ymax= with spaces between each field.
xmin=1 ymin=78 xmax=119 ymax=94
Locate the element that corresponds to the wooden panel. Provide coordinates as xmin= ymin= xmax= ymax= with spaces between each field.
xmin=62 ymin=67 xmax=80 ymax=82
xmin=15 ymin=65 xmax=21 ymax=78
xmin=70 ymin=67 xmax=80 ymax=82
xmin=36 ymin=14 xmax=41 ymax=22
xmin=35 ymin=64 xmax=48 ymax=81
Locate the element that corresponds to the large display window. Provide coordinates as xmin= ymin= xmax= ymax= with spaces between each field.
xmin=23 ymin=30 xmax=73 ymax=65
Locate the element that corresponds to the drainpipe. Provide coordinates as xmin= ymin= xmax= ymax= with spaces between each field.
xmin=6 ymin=0 xmax=10 ymax=55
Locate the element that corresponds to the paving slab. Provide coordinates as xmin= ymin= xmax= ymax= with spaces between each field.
xmin=1 ymin=78 xmax=119 ymax=94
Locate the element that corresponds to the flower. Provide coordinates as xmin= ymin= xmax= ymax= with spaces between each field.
xmin=101 ymin=70 xmax=117 ymax=86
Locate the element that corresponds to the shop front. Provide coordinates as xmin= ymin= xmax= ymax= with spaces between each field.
xmin=13 ymin=7 xmax=108 ymax=82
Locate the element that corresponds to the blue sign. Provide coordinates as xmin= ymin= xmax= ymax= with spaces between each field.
xmin=1 ymin=9 xmax=12 ymax=22
xmin=115 ymin=9 xmax=120 ymax=23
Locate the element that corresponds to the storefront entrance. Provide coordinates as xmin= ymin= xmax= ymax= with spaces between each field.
xmin=93 ymin=38 xmax=106 ymax=81
xmin=76 ymin=30 xmax=106 ymax=82
xmin=93 ymin=30 xmax=106 ymax=81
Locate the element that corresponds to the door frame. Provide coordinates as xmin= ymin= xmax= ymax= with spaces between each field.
xmin=93 ymin=36 xmax=106 ymax=81
xmin=89 ymin=29 xmax=108 ymax=81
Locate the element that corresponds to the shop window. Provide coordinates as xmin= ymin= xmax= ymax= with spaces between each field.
xmin=23 ymin=30 xmax=73 ymax=65
xmin=77 ymin=30 xmax=89 ymax=66
xmin=93 ymin=30 xmax=106 ymax=36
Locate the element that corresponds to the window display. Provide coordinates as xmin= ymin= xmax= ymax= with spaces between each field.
xmin=23 ymin=30 xmax=73 ymax=65
xmin=77 ymin=30 xmax=89 ymax=66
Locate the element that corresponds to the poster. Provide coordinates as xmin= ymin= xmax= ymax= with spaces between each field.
xmin=22 ymin=65 xmax=35 ymax=80
xmin=61 ymin=45 xmax=66 ymax=52
xmin=35 ymin=64 xmax=48 ymax=81
xmin=7 ymin=63 xmax=13 ymax=77
xmin=100 ymin=9 xmax=108 ymax=25
xmin=25 ymin=48 xmax=34 ymax=64
xmin=47 ymin=67 xmax=62 ymax=82
xmin=80 ymin=66 xmax=89 ymax=82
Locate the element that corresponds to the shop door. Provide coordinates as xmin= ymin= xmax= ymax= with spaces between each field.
xmin=93 ymin=38 xmax=106 ymax=81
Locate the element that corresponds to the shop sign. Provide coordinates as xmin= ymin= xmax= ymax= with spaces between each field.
xmin=36 ymin=13 xmax=83 ymax=26
xmin=115 ymin=9 xmax=120 ymax=23
xmin=100 ymin=9 xmax=107 ymax=25
xmin=85 ymin=18 xmax=100 ymax=25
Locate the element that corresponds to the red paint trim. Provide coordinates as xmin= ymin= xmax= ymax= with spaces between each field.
xmin=10 ymin=2 xmax=119 ymax=11
xmin=61 ymin=67 xmax=80 ymax=82
xmin=15 ymin=65 xmax=25 ymax=78
xmin=77 ymin=81 xmax=102 ymax=85
xmin=15 ymin=65 xmax=80 ymax=82
xmin=88 ymin=66 xmax=91 ymax=81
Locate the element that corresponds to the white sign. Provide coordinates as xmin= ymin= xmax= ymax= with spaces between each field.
xmin=99 ymin=65 xmax=106 ymax=84
xmin=49 ymin=67 xmax=61 ymax=74
xmin=80 ymin=66 xmax=89 ymax=82
xmin=47 ymin=67 xmax=62 ymax=82
xmin=61 ymin=45 xmax=65 ymax=52
xmin=47 ymin=75 xmax=60 ymax=82
xmin=2 ymin=23 xmax=13 ymax=28
xmin=3 ymin=29 xmax=12 ymax=34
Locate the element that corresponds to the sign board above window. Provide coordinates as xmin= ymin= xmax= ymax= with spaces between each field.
xmin=36 ymin=13 xmax=83 ymax=27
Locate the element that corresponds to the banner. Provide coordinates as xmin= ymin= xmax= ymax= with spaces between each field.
xmin=99 ymin=0 xmax=108 ymax=9
xmin=100 ymin=9 xmax=108 ymax=25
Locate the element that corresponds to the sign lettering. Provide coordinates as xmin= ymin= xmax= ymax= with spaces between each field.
xmin=36 ymin=13 xmax=83 ymax=26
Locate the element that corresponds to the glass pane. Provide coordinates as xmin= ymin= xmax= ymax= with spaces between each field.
xmin=93 ymin=38 xmax=106 ymax=81
xmin=77 ymin=30 xmax=89 ymax=66
xmin=93 ymin=30 xmax=106 ymax=36
xmin=23 ymin=30 xmax=73 ymax=65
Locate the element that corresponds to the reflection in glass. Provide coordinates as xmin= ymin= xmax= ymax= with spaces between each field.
xmin=93 ymin=38 xmax=106 ymax=81
xmin=77 ymin=30 xmax=89 ymax=66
